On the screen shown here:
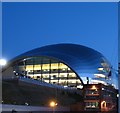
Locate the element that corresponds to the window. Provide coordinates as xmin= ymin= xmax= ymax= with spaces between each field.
xmin=86 ymin=102 xmax=99 ymax=108
xmin=15 ymin=56 xmax=83 ymax=88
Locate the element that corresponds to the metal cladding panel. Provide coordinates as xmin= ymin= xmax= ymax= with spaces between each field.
xmin=10 ymin=44 xmax=111 ymax=79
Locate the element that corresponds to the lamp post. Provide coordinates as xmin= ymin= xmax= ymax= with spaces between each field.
xmin=0 ymin=58 xmax=7 ymax=113
xmin=50 ymin=101 xmax=57 ymax=113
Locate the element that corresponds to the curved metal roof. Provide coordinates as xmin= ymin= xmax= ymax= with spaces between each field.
xmin=10 ymin=43 xmax=111 ymax=77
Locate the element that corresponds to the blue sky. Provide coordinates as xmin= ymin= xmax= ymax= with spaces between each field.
xmin=2 ymin=2 xmax=118 ymax=69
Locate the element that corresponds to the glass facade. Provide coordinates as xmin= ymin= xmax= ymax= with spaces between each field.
xmin=13 ymin=56 xmax=82 ymax=88
xmin=8 ymin=43 xmax=115 ymax=88
xmin=91 ymin=58 xmax=112 ymax=86
xmin=5 ymin=43 xmax=115 ymax=88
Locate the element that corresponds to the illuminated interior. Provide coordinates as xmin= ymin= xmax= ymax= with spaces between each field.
xmin=85 ymin=102 xmax=99 ymax=108
xmin=13 ymin=56 xmax=82 ymax=88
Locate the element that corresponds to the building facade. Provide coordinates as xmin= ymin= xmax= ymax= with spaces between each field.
xmin=2 ymin=43 xmax=118 ymax=112
xmin=3 ymin=44 xmax=115 ymax=88
xmin=83 ymin=84 xmax=117 ymax=112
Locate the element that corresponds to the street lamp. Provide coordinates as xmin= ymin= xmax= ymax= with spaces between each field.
xmin=0 ymin=59 xmax=7 ymax=66
xmin=50 ymin=101 xmax=57 ymax=113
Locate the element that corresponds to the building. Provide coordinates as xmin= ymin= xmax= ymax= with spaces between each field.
xmin=83 ymin=84 xmax=117 ymax=112
xmin=2 ymin=43 xmax=118 ymax=112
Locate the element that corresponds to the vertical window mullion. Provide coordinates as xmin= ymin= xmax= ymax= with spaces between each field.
xmin=23 ymin=60 xmax=26 ymax=76
xmin=67 ymin=67 xmax=68 ymax=86
xmin=33 ymin=57 xmax=34 ymax=76
xmin=41 ymin=58 xmax=43 ymax=81
xmin=49 ymin=59 xmax=51 ymax=83
xmin=58 ymin=62 xmax=60 ymax=85
xmin=76 ymin=73 xmax=77 ymax=88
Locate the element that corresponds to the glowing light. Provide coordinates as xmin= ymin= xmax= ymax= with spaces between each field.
xmin=91 ymin=85 xmax=97 ymax=90
xmin=77 ymin=85 xmax=83 ymax=89
xmin=102 ymin=88 xmax=104 ymax=90
xmin=64 ymin=86 xmax=68 ymax=88
xmin=25 ymin=102 xmax=29 ymax=106
xmin=101 ymin=101 xmax=106 ymax=105
xmin=117 ymin=94 xmax=119 ymax=97
xmin=0 ymin=59 xmax=7 ymax=66
xmin=50 ymin=101 xmax=57 ymax=107
xmin=101 ymin=101 xmax=106 ymax=108
xmin=50 ymin=101 xmax=55 ymax=107
xmin=98 ymin=68 xmax=104 ymax=71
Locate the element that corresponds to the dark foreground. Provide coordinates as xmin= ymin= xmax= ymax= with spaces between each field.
xmin=1 ymin=111 xmax=118 ymax=113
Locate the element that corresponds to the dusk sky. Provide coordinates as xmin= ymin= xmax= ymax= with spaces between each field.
xmin=2 ymin=2 xmax=118 ymax=69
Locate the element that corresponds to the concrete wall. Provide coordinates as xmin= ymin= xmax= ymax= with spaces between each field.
xmin=2 ymin=66 xmax=15 ymax=79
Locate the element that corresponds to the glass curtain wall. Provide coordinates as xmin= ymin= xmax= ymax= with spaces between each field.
xmin=91 ymin=58 xmax=112 ymax=85
xmin=13 ymin=56 xmax=82 ymax=88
